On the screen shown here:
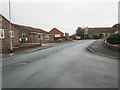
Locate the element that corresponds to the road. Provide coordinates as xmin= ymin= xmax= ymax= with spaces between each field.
xmin=2 ymin=40 xmax=118 ymax=88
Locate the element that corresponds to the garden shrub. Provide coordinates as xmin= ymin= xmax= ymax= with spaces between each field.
xmin=92 ymin=34 xmax=100 ymax=39
xmin=106 ymin=32 xmax=120 ymax=44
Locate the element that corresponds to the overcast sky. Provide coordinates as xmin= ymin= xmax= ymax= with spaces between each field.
xmin=0 ymin=0 xmax=119 ymax=35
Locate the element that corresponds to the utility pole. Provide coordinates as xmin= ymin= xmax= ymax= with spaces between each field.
xmin=9 ymin=0 xmax=13 ymax=53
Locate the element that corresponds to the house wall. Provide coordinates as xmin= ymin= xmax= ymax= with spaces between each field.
xmin=27 ymin=33 xmax=48 ymax=44
xmin=1 ymin=16 xmax=19 ymax=53
xmin=49 ymin=30 xmax=64 ymax=37
xmin=34 ymin=34 xmax=40 ymax=43
xmin=49 ymin=28 xmax=64 ymax=41
xmin=14 ymin=25 xmax=54 ymax=44
xmin=0 ymin=15 xmax=54 ymax=54
xmin=28 ymin=33 xmax=41 ymax=44
xmin=87 ymin=27 xmax=116 ymax=38
xmin=0 ymin=16 xmax=2 ymax=28
xmin=14 ymin=26 xmax=31 ymax=43
xmin=45 ymin=34 xmax=54 ymax=43
xmin=39 ymin=34 xmax=53 ymax=43
xmin=0 ymin=15 xmax=2 ymax=54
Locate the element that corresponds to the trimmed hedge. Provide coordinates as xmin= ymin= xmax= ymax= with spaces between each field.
xmin=53 ymin=40 xmax=61 ymax=43
xmin=106 ymin=32 xmax=120 ymax=44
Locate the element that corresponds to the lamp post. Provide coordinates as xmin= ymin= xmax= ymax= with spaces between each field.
xmin=117 ymin=1 xmax=120 ymax=33
xmin=83 ymin=26 xmax=88 ymax=39
xmin=9 ymin=0 xmax=13 ymax=53
xmin=82 ymin=26 xmax=85 ymax=39
xmin=118 ymin=1 xmax=120 ymax=24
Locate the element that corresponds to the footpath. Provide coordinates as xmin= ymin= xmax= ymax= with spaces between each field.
xmin=1 ymin=43 xmax=57 ymax=59
xmin=87 ymin=39 xmax=120 ymax=59
xmin=1 ymin=40 xmax=75 ymax=59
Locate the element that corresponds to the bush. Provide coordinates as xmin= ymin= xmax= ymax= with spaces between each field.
xmin=54 ymin=40 xmax=60 ymax=43
xmin=84 ymin=35 xmax=90 ymax=39
xmin=106 ymin=32 xmax=120 ymax=44
xmin=92 ymin=34 xmax=100 ymax=39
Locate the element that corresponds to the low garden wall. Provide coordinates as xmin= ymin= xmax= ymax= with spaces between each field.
xmin=104 ymin=40 xmax=120 ymax=51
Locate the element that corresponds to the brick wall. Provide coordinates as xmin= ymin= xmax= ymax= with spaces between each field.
xmin=0 ymin=15 xmax=2 ymax=54
xmin=49 ymin=28 xmax=65 ymax=41
xmin=1 ymin=15 xmax=19 ymax=53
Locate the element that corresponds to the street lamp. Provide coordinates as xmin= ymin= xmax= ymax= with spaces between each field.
xmin=83 ymin=26 xmax=88 ymax=39
xmin=118 ymin=1 xmax=120 ymax=24
xmin=9 ymin=0 xmax=13 ymax=53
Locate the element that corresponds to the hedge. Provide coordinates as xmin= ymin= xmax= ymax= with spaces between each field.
xmin=106 ymin=32 xmax=120 ymax=44
xmin=92 ymin=34 xmax=100 ymax=39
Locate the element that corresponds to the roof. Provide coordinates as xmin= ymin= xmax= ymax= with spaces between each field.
xmin=70 ymin=34 xmax=76 ymax=37
xmin=87 ymin=27 xmax=117 ymax=36
xmin=49 ymin=28 xmax=64 ymax=34
xmin=13 ymin=24 xmax=48 ymax=34
xmin=0 ymin=14 xmax=11 ymax=23
xmin=0 ymin=14 xmax=48 ymax=34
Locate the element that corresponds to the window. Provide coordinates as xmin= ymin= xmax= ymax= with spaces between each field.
xmin=55 ymin=34 xmax=60 ymax=37
xmin=21 ymin=33 xmax=26 ymax=38
xmin=45 ymin=34 xmax=50 ymax=40
xmin=0 ymin=29 xmax=4 ymax=39
xmin=38 ymin=35 xmax=41 ymax=38
xmin=9 ymin=30 xmax=14 ymax=37
xmin=41 ymin=34 xmax=45 ymax=40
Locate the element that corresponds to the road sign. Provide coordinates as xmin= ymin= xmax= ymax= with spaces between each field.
xmin=0 ymin=29 xmax=4 ymax=39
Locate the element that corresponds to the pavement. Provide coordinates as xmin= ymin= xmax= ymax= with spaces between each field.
xmin=2 ymin=40 xmax=118 ymax=88
xmin=1 ymin=43 xmax=56 ymax=60
xmin=87 ymin=39 xmax=120 ymax=59
xmin=1 ymin=41 xmax=78 ymax=60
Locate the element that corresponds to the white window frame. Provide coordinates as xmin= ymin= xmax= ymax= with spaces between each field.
xmin=9 ymin=30 xmax=14 ymax=37
xmin=0 ymin=29 xmax=4 ymax=39
xmin=55 ymin=34 xmax=60 ymax=37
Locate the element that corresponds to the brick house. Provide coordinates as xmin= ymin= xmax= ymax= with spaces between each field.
xmin=0 ymin=14 xmax=19 ymax=53
xmin=87 ymin=27 xmax=117 ymax=38
xmin=49 ymin=28 xmax=65 ymax=41
xmin=0 ymin=14 xmax=54 ymax=54
xmin=13 ymin=24 xmax=54 ymax=44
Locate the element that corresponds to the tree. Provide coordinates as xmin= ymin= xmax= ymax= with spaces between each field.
xmin=76 ymin=27 xmax=84 ymax=39
xmin=92 ymin=34 xmax=100 ymax=39
xmin=112 ymin=23 xmax=120 ymax=31
xmin=65 ymin=32 xmax=70 ymax=40
xmin=65 ymin=32 xmax=69 ymax=37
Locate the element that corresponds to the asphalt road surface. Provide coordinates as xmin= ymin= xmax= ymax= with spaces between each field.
xmin=2 ymin=40 xmax=118 ymax=88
